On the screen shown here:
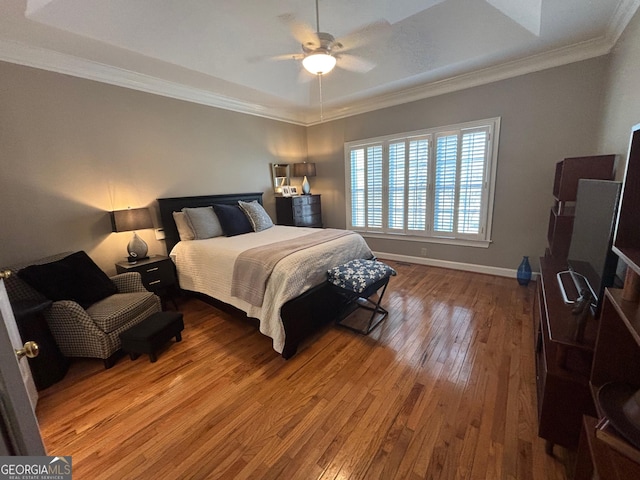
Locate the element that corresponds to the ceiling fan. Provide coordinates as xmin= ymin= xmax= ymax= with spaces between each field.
xmin=275 ymin=0 xmax=389 ymax=77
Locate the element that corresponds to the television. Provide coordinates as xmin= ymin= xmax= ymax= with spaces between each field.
xmin=557 ymin=179 xmax=621 ymax=315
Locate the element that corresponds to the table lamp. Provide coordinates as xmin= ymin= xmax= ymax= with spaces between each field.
xmin=110 ymin=207 xmax=154 ymax=262
xmin=293 ymin=162 xmax=317 ymax=195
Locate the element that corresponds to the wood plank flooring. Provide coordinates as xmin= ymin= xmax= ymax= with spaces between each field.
xmin=36 ymin=261 xmax=572 ymax=479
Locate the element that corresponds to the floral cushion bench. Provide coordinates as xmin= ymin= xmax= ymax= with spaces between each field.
xmin=327 ymin=259 xmax=397 ymax=334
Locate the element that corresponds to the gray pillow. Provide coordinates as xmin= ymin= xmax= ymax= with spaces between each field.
xmin=172 ymin=211 xmax=195 ymax=241
xmin=181 ymin=206 xmax=223 ymax=239
xmin=239 ymin=200 xmax=274 ymax=232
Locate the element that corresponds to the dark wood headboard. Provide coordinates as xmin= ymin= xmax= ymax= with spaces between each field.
xmin=157 ymin=192 xmax=264 ymax=253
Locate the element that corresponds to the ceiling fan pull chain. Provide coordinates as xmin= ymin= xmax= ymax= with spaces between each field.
xmin=318 ymin=73 xmax=324 ymax=122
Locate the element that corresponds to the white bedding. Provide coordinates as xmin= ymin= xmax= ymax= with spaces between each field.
xmin=169 ymin=226 xmax=373 ymax=353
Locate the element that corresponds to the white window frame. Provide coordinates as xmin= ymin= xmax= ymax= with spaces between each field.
xmin=344 ymin=117 xmax=500 ymax=248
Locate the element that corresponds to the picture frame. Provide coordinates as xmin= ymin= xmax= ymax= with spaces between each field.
xmin=281 ymin=186 xmax=292 ymax=197
xmin=289 ymin=186 xmax=299 ymax=196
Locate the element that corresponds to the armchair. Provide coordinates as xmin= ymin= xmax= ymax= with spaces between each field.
xmin=4 ymin=252 xmax=161 ymax=368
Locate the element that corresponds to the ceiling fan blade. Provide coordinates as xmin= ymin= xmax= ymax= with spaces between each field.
xmin=278 ymin=13 xmax=319 ymax=47
xmin=247 ymin=53 xmax=304 ymax=64
xmin=337 ymin=19 xmax=391 ymax=52
xmin=337 ymin=54 xmax=376 ymax=73
xmin=273 ymin=53 xmax=305 ymax=61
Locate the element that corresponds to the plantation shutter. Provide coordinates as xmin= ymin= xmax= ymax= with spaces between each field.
xmin=345 ymin=117 xmax=498 ymax=245
xmin=458 ymin=128 xmax=488 ymax=234
xmin=388 ymin=142 xmax=406 ymax=230
xmin=367 ymin=145 xmax=384 ymax=229
xmin=407 ymin=137 xmax=429 ymax=232
xmin=350 ymin=148 xmax=365 ymax=228
xmin=434 ymin=134 xmax=458 ymax=234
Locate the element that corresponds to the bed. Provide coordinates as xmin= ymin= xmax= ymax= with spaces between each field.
xmin=157 ymin=192 xmax=373 ymax=358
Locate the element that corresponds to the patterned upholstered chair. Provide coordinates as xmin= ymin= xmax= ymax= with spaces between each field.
xmin=3 ymin=252 xmax=161 ymax=368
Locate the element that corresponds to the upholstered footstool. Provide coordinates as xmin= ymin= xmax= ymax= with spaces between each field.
xmin=327 ymin=259 xmax=397 ymax=335
xmin=119 ymin=311 xmax=184 ymax=362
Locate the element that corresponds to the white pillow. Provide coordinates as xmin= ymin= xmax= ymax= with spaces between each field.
xmin=181 ymin=206 xmax=223 ymax=239
xmin=238 ymin=200 xmax=274 ymax=232
xmin=172 ymin=212 xmax=195 ymax=241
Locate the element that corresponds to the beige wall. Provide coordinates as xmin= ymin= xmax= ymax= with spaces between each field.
xmin=597 ymin=8 xmax=640 ymax=175
xmin=0 ymin=62 xmax=306 ymax=273
xmin=307 ymin=58 xmax=609 ymax=271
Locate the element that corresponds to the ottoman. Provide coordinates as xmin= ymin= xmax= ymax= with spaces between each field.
xmin=327 ymin=259 xmax=397 ymax=335
xmin=119 ymin=311 xmax=184 ymax=362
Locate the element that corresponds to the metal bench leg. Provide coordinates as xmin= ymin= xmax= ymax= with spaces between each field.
xmin=336 ymin=277 xmax=391 ymax=335
xmin=360 ymin=280 xmax=390 ymax=333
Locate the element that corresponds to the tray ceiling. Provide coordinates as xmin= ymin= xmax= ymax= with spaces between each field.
xmin=1 ymin=0 xmax=638 ymax=125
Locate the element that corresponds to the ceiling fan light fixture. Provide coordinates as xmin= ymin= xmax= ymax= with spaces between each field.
xmin=302 ymin=52 xmax=336 ymax=75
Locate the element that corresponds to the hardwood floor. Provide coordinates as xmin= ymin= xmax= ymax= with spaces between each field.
xmin=36 ymin=261 xmax=572 ymax=479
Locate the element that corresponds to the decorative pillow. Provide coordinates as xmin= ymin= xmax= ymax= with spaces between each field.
xmin=172 ymin=211 xmax=195 ymax=241
xmin=182 ymin=206 xmax=223 ymax=239
xmin=238 ymin=200 xmax=274 ymax=232
xmin=212 ymin=204 xmax=254 ymax=237
xmin=327 ymin=259 xmax=397 ymax=294
xmin=17 ymin=251 xmax=117 ymax=308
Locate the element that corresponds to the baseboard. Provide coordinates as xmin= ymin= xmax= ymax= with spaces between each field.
xmin=372 ymin=251 xmax=540 ymax=281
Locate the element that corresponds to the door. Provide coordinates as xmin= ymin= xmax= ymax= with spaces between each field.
xmin=0 ymin=272 xmax=46 ymax=455
xmin=1 ymin=273 xmax=38 ymax=409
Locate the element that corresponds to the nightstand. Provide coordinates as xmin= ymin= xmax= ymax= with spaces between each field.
xmin=115 ymin=255 xmax=178 ymax=309
xmin=276 ymin=194 xmax=322 ymax=228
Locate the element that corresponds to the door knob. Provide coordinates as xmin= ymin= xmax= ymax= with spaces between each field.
xmin=0 ymin=270 xmax=11 ymax=280
xmin=16 ymin=341 xmax=39 ymax=359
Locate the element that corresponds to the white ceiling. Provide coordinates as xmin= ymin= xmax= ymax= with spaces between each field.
xmin=1 ymin=0 xmax=639 ymax=125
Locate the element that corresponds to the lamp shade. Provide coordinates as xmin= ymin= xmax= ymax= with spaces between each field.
xmin=293 ymin=162 xmax=316 ymax=178
xmin=110 ymin=208 xmax=153 ymax=233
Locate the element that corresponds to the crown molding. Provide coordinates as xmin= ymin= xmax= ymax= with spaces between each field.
xmin=1 ymin=0 xmax=639 ymax=128
xmin=607 ymin=0 xmax=640 ymax=43
xmin=307 ymin=35 xmax=614 ymax=125
xmin=0 ymin=39 xmax=308 ymax=126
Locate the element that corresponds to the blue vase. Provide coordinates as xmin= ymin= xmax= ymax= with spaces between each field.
xmin=517 ymin=256 xmax=532 ymax=286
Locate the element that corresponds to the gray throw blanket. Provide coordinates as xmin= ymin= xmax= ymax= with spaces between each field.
xmin=231 ymin=229 xmax=354 ymax=307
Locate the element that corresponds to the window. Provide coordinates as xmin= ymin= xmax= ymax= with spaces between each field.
xmin=345 ymin=118 xmax=500 ymax=247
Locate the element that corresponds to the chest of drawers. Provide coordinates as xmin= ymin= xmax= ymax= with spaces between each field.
xmin=275 ymin=194 xmax=322 ymax=228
